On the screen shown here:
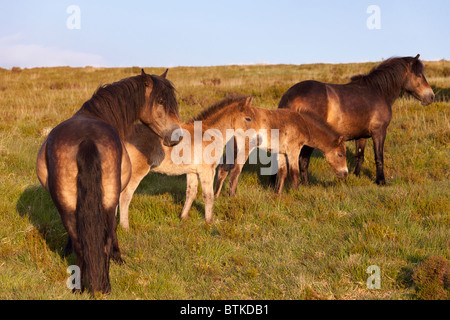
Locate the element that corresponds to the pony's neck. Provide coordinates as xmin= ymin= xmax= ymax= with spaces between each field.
xmin=376 ymin=78 xmax=404 ymax=106
xmin=354 ymin=62 xmax=408 ymax=107
xmin=182 ymin=110 xmax=234 ymax=149
xmin=198 ymin=107 xmax=234 ymax=135
xmin=77 ymin=76 xmax=145 ymax=138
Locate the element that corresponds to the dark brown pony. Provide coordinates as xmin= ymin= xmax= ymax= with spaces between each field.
xmin=278 ymin=55 xmax=435 ymax=185
xmin=36 ymin=69 xmax=182 ymax=294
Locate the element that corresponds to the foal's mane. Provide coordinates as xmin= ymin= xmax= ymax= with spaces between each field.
xmin=187 ymin=95 xmax=250 ymax=123
xmin=349 ymin=56 xmax=424 ymax=98
xmin=80 ymin=73 xmax=178 ymax=138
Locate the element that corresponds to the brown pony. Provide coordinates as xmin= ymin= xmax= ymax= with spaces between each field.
xmin=279 ymin=55 xmax=435 ymax=185
xmin=119 ymin=96 xmax=257 ymax=227
xmin=36 ymin=70 xmax=182 ymax=294
xmin=214 ymin=109 xmax=348 ymax=196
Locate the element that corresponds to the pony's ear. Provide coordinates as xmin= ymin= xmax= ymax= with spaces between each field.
xmin=414 ymin=54 xmax=420 ymax=61
xmin=245 ymin=96 xmax=253 ymax=106
xmin=141 ymin=69 xmax=153 ymax=87
xmin=161 ymin=69 xmax=169 ymax=78
xmin=337 ymin=136 xmax=344 ymax=145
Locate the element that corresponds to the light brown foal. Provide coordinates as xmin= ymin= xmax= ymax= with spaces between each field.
xmin=119 ymin=96 xmax=258 ymax=229
xmin=214 ymin=109 xmax=349 ymax=197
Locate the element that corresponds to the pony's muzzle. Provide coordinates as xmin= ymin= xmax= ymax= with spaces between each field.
xmin=164 ymin=126 xmax=184 ymax=147
xmin=337 ymin=168 xmax=349 ymax=179
xmin=422 ymin=90 xmax=435 ymax=106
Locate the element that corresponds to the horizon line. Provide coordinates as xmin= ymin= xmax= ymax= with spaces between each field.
xmin=2 ymin=58 xmax=448 ymax=71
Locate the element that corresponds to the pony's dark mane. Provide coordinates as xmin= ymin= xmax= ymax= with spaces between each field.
xmin=187 ymin=95 xmax=249 ymax=123
xmin=299 ymin=111 xmax=341 ymax=146
xmin=349 ymin=56 xmax=424 ymax=100
xmin=80 ymin=74 xmax=178 ymax=138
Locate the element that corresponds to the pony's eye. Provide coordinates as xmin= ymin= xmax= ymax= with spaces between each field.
xmin=338 ymin=154 xmax=343 ymax=158
xmin=245 ymin=117 xmax=252 ymax=121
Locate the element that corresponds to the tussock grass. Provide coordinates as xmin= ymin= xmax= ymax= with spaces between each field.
xmin=0 ymin=61 xmax=449 ymax=299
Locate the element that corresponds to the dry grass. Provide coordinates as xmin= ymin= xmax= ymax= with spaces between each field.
xmin=0 ymin=60 xmax=449 ymax=300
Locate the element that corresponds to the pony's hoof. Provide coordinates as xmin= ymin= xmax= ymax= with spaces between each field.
xmin=112 ymin=252 xmax=125 ymax=265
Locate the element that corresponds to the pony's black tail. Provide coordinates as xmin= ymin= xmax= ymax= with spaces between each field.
xmin=75 ymin=139 xmax=111 ymax=294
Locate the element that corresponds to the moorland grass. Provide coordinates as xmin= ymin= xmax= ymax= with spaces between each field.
xmin=0 ymin=61 xmax=448 ymax=299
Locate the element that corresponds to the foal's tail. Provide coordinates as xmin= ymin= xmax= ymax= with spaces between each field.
xmin=75 ymin=139 xmax=111 ymax=294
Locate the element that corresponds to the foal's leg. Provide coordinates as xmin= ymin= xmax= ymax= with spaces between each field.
xmin=298 ymin=146 xmax=314 ymax=185
xmin=214 ymin=164 xmax=229 ymax=198
xmin=214 ymin=138 xmax=238 ymax=198
xmin=228 ymin=144 xmax=253 ymax=197
xmin=199 ymin=169 xmax=216 ymax=223
xmin=275 ymin=154 xmax=288 ymax=194
xmin=180 ymin=173 xmax=199 ymax=220
xmin=372 ymin=129 xmax=387 ymax=185
xmin=116 ymin=160 xmax=150 ymax=230
xmin=287 ymin=149 xmax=302 ymax=190
xmin=118 ymin=168 xmax=149 ymax=230
xmin=228 ymin=163 xmax=245 ymax=197
xmin=353 ymin=138 xmax=367 ymax=177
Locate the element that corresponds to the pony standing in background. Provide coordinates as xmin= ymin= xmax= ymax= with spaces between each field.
xmin=278 ymin=55 xmax=434 ymax=185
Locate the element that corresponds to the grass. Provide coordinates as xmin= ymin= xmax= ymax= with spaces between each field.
xmin=0 ymin=60 xmax=449 ymax=300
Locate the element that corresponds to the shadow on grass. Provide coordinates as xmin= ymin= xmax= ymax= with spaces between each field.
xmin=133 ymin=172 xmax=206 ymax=219
xmin=126 ymin=140 xmax=379 ymax=216
xmin=16 ymin=185 xmax=75 ymax=263
xmin=219 ymin=145 xmax=376 ymax=191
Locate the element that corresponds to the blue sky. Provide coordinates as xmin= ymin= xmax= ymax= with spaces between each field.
xmin=0 ymin=0 xmax=448 ymax=68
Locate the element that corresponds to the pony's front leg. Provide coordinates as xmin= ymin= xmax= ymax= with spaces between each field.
xmin=299 ymin=146 xmax=314 ymax=186
xmin=118 ymin=169 xmax=148 ymax=231
xmin=228 ymin=144 xmax=253 ymax=197
xmin=180 ymin=173 xmax=199 ymax=220
xmin=200 ymin=169 xmax=215 ymax=223
xmin=287 ymin=149 xmax=301 ymax=190
xmin=275 ymin=154 xmax=288 ymax=194
xmin=372 ymin=128 xmax=387 ymax=185
xmin=118 ymin=187 xmax=133 ymax=231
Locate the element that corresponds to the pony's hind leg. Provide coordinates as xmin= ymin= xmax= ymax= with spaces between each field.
xmin=275 ymin=154 xmax=288 ymax=194
xmin=287 ymin=149 xmax=301 ymax=190
xmin=180 ymin=173 xmax=199 ymax=220
xmin=64 ymin=237 xmax=73 ymax=256
xmin=228 ymin=163 xmax=244 ymax=197
xmin=200 ymin=169 xmax=215 ymax=223
xmin=227 ymin=143 xmax=252 ymax=197
xmin=299 ymin=146 xmax=314 ymax=185
xmin=110 ymin=207 xmax=123 ymax=264
xmin=354 ymin=138 xmax=367 ymax=177
xmin=214 ymin=165 xmax=229 ymax=198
